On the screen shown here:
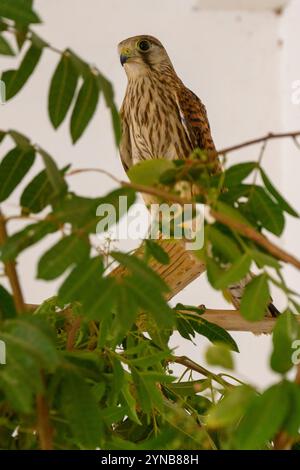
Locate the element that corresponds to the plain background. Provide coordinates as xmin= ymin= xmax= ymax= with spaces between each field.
xmin=1 ymin=0 xmax=300 ymax=387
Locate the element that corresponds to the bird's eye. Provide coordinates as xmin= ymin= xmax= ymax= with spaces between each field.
xmin=137 ymin=40 xmax=150 ymax=52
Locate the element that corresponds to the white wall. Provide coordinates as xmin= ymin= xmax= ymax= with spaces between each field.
xmin=1 ymin=0 xmax=299 ymax=387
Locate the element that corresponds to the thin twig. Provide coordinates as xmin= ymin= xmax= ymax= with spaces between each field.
xmin=66 ymin=316 xmax=82 ymax=351
xmin=67 ymin=167 xmax=120 ymax=184
xmin=0 ymin=211 xmax=26 ymax=314
xmin=172 ymin=355 xmax=233 ymax=389
xmin=67 ymin=167 xmax=201 ymax=203
xmin=211 ymin=209 xmax=300 ymax=271
xmin=217 ymin=131 xmax=300 ymax=155
xmin=180 ymin=309 xmax=284 ymax=334
xmin=36 ymin=387 xmax=53 ymax=450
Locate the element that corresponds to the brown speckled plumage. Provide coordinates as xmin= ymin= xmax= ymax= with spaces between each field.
xmin=118 ymin=35 xmax=219 ymax=173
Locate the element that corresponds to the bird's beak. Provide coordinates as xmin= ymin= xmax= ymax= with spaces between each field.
xmin=120 ymin=48 xmax=132 ymax=66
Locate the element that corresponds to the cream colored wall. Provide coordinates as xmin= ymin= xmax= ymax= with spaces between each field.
xmin=1 ymin=0 xmax=299 ymax=387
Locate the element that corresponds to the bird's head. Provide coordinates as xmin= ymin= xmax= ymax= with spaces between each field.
xmin=118 ymin=35 xmax=174 ymax=78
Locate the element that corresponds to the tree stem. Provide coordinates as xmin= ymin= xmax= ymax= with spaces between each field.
xmin=217 ymin=131 xmax=300 ymax=155
xmin=0 ymin=211 xmax=26 ymax=314
xmin=36 ymin=391 xmax=53 ymax=450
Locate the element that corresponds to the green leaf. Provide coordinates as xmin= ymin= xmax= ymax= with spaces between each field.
xmin=111 ymin=285 xmax=138 ymax=345
xmin=54 ymin=188 xmax=135 ymax=234
xmin=270 ymin=311 xmax=300 ymax=374
xmin=58 ymin=257 xmax=104 ymax=303
xmin=0 ymin=130 xmax=6 ymax=143
xmin=129 ymin=349 xmax=170 ymax=368
xmin=124 ymin=275 xmax=175 ymax=330
xmin=8 ymin=129 xmax=31 ymax=148
xmin=38 ymin=148 xmax=68 ymax=196
xmin=250 ymin=249 xmax=281 ymax=269
xmin=112 ymin=252 xmax=174 ymax=329
xmin=207 ymin=225 xmax=242 ymax=263
xmin=250 ymin=187 xmax=285 ymax=236
xmin=260 ymin=168 xmax=298 ymax=217
xmin=0 ymin=34 xmax=14 ymax=55
xmin=59 ymin=257 xmax=117 ymax=319
xmin=30 ymin=31 xmax=48 ymax=49
xmin=67 ymin=48 xmax=90 ymax=77
xmin=234 ymin=382 xmax=290 ymax=449
xmin=37 ymin=234 xmax=90 ymax=280
xmin=121 ymin=379 xmax=141 ymax=425
xmin=97 ymin=73 xmax=121 ymax=146
xmin=20 ymin=165 xmax=68 ymax=213
xmin=224 ymin=162 xmax=256 ymax=186
xmin=112 ymin=252 xmax=169 ymax=294
xmin=240 ymin=274 xmax=270 ymax=321
xmin=220 ymin=184 xmax=251 ymax=204
xmin=54 ymin=193 xmax=102 ymax=228
xmin=14 ymin=22 xmax=29 ymax=51
xmin=132 ymin=369 xmax=164 ymax=414
xmin=174 ymin=303 xmax=205 ymax=316
xmin=0 ymin=352 xmax=36 ymax=413
xmin=215 ymin=201 xmax=253 ymax=227
xmin=128 ymin=159 xmax=175 ymax=186
xmin=0 ymin=221 xmax=57 ymax=261
xmin=0 ymin=378 xmax=33 ymax=414
xmin=206 ymin=257 xmax=224 ymax=289
xmin=145 ymin=240 xmax=170 ymax=265
xmin=190 ymin=317 xmax=239 ymax=352
xmin=0 ymin=285 xmax=17 ymax=319
xmin=213 ymin=254 xmax=251 ymax=290
xmin=110 ymin=103 xmax=122 ymax=147
xmin=2 ymin=44 xmax=43 ymax=100
xmin=167 ymin=379 xmax=210 ymax=397
xmin=206 ymin=343 xmax=234 ymax=369
xmin=0 ymin=0 xmax=41 ymax=24
xmin=1 ymin=316 xmax=60 ymax=372
xmin=0 ymin=146 xmax=35 ymax=201
xmin=70 ymin=73 xmax=99 ymax=143
xmin=48 ymin=53 xmax=79 ymax=128
xmin=60 ymin=370 xmax=103 ymax=448
xmin=98 ymin=406 xmax=126 ymax=427
xmin=282 ymin=381 xmax=300 ymax=437
xmin=0 ymin=285 xmax=17 ymax=320
xmin=207 ymin=386 xmax=256 ymax=429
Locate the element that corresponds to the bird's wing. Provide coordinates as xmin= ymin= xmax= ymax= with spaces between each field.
xmin=119 ymin=108 xmax=132 ymax=173
xmin=175 ymin=86 xmax=221 ymax=172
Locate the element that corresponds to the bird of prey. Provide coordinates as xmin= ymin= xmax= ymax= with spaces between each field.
xmin=118 ymin=35 xmax=220 ymax=173
xmin=118 ymin=34 xmax=279 ymax=316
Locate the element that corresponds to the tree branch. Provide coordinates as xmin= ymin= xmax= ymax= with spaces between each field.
xmin=186 ymin=309 xmax=282 ymax=334
xmin=0 ymin=211 xmax=26 ymax=314
xmin=217 ymin=130 xmax=300 ymax=155
xmin=211 ymin=209 xmax=300 ymax=271
xmin=66 ymin=315 xmax=82 ymax=351
xmin=172 ymin=355 xmax=232 ymax=388
xmin=36 ymin=388 xmax=53 ymax=450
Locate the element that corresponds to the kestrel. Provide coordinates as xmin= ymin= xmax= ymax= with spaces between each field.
xmin=118 ymin=35 xmax=279 ymax=317
xmin=118 ymin=35 xmax=220 ymax=173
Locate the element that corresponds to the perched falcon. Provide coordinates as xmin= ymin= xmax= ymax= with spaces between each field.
xmin=118 ymin=35 xmax=279 ymax=316
xmin=118 ymin=35 xmax=220 ymax=173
